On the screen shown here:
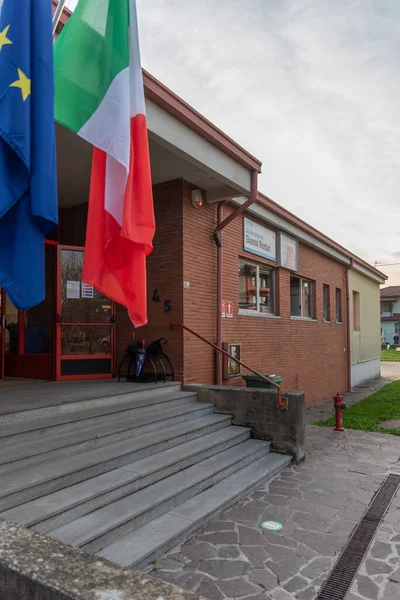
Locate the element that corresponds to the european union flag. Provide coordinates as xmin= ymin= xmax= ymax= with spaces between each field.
xmin=0 ymin=0 xmax=57 ymax=310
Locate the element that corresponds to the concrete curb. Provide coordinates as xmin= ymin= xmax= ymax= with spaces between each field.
xmin=0 ymin=519 xmax=201 ymax=600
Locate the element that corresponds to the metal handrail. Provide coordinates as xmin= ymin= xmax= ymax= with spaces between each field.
xmin=170 ymin=320 xmax=284 ymax=404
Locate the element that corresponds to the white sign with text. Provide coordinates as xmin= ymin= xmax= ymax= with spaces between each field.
xmin=244 ymin=218 xmax=276 ymax=261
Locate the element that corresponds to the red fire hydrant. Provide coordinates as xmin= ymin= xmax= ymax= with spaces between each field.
xmin=333 ymin=392 xmax=345 ymax=432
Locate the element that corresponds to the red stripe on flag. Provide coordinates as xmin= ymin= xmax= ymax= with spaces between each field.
xmin=83 ymin=115 xmax=155 ymax=327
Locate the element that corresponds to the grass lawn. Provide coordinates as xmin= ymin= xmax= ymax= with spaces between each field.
xmin=381 ymin=348 xmax=400 ymax=361
xmin=314 ymin=380 xmax=400 ymax=435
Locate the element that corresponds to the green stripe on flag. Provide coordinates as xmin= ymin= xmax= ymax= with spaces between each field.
xmin=54 ymin=0 xmax=129 ymax=134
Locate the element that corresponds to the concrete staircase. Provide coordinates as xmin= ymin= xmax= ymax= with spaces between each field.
xmin=0 ymin=382 xmax=291 ymax=568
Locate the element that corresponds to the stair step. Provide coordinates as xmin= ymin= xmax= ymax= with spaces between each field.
xmin=0 ymin=412 xmax=232 ymax=512
xmin=1 ymin=427 xmax=252 ymax=533
xmin=0 ymin=391 xmax=198 ymax=448
xmin=48 ymin=439 xmax=269 ymax=553
xmin=99 ymin=453 xmax=292 ymax=569
xmin=0 ymin=395 xmax=205 ymax=474
xmin=0 ymin=382 xmax=182 ymax=422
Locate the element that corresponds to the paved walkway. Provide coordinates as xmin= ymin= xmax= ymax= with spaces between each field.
xmin=149 ymin=372 xmax=400 ymax=600
xmin=380 ymin=360 xmax=400 ymax=381
xmin=305 ymin=362 xmax=400 ymax=425
xmin=347 ymin=484 xmax=400 ymax=600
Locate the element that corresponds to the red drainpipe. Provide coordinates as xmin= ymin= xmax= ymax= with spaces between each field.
xmin=214 ymin=170 xmax=259 ymax=385
xmin=344 ymin=259 xmax=353 ymax=392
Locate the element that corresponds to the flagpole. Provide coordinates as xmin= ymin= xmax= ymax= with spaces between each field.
xmin=52 ymin=0 xmax=68 ymax=35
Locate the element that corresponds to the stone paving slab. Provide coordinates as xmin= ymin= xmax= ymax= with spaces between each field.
xmin=148 ymin=424 xmax=400 ymax=600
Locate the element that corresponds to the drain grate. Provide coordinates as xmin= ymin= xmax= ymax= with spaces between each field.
xmin=316 ymin=473 xmax=400 ymax=600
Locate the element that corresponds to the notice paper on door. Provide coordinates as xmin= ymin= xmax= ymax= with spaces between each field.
xmin=81 ymin=282 xmax=94 ymax=298
xmin=66 ymin=280 xmax=80 ymax=299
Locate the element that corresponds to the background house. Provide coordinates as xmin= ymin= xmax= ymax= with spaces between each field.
xmin=349 ymin=270 xmax=381 ymax=387
xmin=380 ymin=286 xmax=400 ymax=343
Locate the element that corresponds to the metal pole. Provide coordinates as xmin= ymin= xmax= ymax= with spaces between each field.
xmin=52 ymin=0 xmax=68 ymax=35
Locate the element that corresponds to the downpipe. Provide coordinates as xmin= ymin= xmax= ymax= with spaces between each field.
xmin=344 ymin=259 xmax=353 ymax=392
xmin=214 ymin=170 xmax=258 ymax=386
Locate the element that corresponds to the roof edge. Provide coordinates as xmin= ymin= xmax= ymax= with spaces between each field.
xmin=380 ymin=286 xmax=400 ymax=298
xmin=143 ymin=71 xmax=262 ymax=172
xmin=256 ymin=192 xmax=387 ymax=281
xmin=52 ymin=1 xmax=72 ymax=24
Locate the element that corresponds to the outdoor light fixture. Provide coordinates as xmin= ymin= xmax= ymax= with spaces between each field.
xmin=191 ymin=189 xmax=203 ymax=208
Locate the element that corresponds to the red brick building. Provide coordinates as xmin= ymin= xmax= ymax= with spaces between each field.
xmin=115 ymin=178 xmax=384 ymax=406
xmin=0 ymin=7 xmax=385 ymax=406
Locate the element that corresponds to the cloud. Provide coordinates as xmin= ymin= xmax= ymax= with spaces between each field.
xmin=135 ymin=0 xmax=400 ymax=283
xmin=65 ymin=0 xmax=400 ymax=284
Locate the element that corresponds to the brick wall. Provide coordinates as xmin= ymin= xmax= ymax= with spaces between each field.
xmin=181 ymin=202 xmax=348 ymax=406
xmin=182 ymin=182 xmax=217 ymax=385
xmin=116 ymin=180 xmax=185 ymax=379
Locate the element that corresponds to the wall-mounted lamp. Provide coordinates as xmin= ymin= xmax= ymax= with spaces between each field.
xmin=191 ymin=189 xmax=203 ymax=209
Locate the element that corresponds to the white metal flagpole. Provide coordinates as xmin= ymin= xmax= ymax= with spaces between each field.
xmin=52 ymin=0 xmax=68 ymax=35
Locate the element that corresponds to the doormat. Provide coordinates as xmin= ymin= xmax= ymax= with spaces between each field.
xmin=316 ymin=473 xmax=400 ymax=600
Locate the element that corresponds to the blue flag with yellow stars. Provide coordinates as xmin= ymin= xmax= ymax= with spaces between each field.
xmin=0 ymin=0 xmax=57 ymax=310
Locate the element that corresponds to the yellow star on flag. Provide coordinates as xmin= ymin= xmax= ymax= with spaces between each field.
xmin=0 ymin=25 xmax=12 ymax=51
xmin=10 ymin=68 xmax=31 ymax=101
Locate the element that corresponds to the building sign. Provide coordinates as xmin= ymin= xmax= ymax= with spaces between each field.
xmin=244 ymin=218 xmax=276 ymax=261
xmin=222 ymin=342 xmax=241 ymax=378
xmin=226 ymin=301 xmax=233 ymax=318
xmin=278 ymin=233 xmax=299 ymax=272
xmin=222 ymin=300 xmax=226 ymax=318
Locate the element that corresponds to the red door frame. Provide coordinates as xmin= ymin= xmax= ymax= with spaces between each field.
xmin=0 ymin=287 xmax=5 ymax=378
xmin=1 ymin=240 xmax=59 ymax=380
xmin=55 ymin=245 xmax=116 ymax=381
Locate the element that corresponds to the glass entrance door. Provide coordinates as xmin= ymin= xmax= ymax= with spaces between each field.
xmin=56 ymin=246 xmax=115 ymax=380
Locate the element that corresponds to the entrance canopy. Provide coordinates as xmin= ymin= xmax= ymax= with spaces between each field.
xmin=56 ymin=90 xmax=261 ymax=210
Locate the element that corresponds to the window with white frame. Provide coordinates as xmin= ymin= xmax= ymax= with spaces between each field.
xmin=238 ymin=261 xmax=275 ymax=315
xmin=290 ymin=276 xmax=314 ymax=319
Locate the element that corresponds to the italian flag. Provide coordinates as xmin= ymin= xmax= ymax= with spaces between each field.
xmin=54 ymin=0 xmax=155 ymax=326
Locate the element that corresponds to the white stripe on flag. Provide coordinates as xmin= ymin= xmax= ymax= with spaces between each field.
xmin=105 ymin=156 xmax=127 ymax=226
xmin=78 ymin=67 xmax=131 ymax=170
xmin=129 ymin=0 xmax=146 ymax=118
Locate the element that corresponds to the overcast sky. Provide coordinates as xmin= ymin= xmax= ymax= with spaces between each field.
xmin=65 ymin=0 xmax=400 ymax=285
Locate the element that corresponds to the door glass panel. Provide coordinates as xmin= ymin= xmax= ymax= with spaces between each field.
xmin=25 ymin=245 xmax=55 ymax=354
xmin=59 ymin=249 xmax=113 ymax=369
xmin=61 ymin=250 xmax=111 ymax=324
xmin=62 ymin=325 xmax=111 ymax=355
